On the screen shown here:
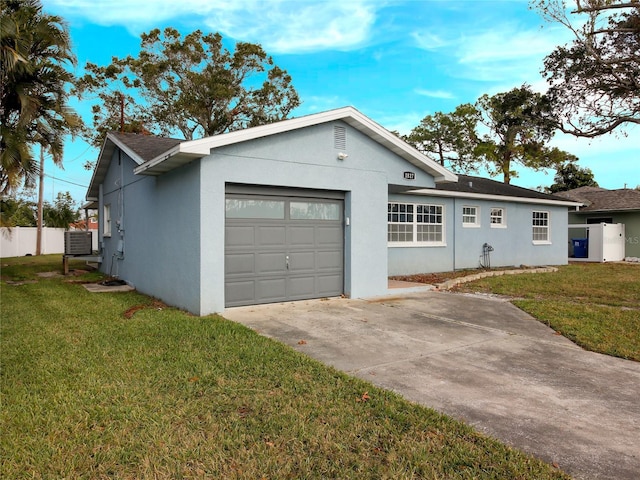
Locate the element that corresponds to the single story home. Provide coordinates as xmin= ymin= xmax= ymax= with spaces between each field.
xmin=86 ymin=106 xmax=578 ymax=315
xmin=555 ymin=186 xmax=640 ymax=258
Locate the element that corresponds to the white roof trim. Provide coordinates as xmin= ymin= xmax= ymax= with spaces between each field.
xmin=86 ymin=133 xmax=146 ymax=201
xmin=408 ymin=188 xmax=584 ymax=207
xmin=134 ymin=106 xmax=457 ymax=182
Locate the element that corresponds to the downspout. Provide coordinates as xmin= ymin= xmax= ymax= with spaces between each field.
xmin=452 ymin=197 xmax=456 ymax=271
xmin=117 ymin=149 xmax=125 ymax=260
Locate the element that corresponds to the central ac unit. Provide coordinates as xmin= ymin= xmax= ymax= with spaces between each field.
xmin=64 ymin=231 xmax=92 ymax=255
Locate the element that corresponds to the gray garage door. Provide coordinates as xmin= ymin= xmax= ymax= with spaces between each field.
xmin=225 ymin=191 xmax=344 ymax=307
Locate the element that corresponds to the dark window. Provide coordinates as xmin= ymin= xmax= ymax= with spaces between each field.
xmin=586 ymin=217 xmax=613 ymax=224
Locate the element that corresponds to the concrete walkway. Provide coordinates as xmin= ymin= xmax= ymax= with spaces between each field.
xmin=224 ymin=292 xmax=640 ymax=480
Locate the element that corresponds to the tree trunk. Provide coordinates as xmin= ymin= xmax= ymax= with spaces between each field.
xmin=36 ymin=147 xmax=44 ymax=255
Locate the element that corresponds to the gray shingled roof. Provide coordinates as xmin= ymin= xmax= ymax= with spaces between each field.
xmin=110 ymin=132 xmax=183 ymax=162
xmin=554 ymin=186 xmax=640 ymax=213
xmin=436 ymin=174 xmax=567 ymax=202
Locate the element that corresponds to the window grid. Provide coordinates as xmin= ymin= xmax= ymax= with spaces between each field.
xmin=490 ymin=207 xmax=505 ymax=226
xmin=532 ymin=211 xmax=549 ymax=242
xmin=462 ymin=206 xmax=478 ymax=226
xmin=388 ymin=202 xmax=443 ymax=244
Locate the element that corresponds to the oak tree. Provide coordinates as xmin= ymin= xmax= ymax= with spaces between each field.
xmin=76 ymin=28 xmax=301 ymax=145
xmin=547 ymin=162 xmax=599 ymax=192
xmin=475 ymin=85 xmax=575 ymax=184
xmin=405 ymin=104 xmax=481 ymax=173
xmin=533 ymin=0 xmax=640 ymax=137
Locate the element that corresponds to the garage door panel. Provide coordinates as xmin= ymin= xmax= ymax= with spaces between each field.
xmin=288 ymin=276 xmax=316 ymax=297
xmin=318 ymin=274 xmax=343 ymax=295
xmin=316 ymin=226 xmax=343 ymax=246
xmin=316 ymin=250 xmax=342 ymax=270
xmin=256 ymin=252 xmax=287 ymax=275
xmin=226 ymin=225 xmax=255 ymax=247
xmin=225 ymin=280 xmax=255 ymax=306
xmin=288 ymin=251 xmax=315 ymax=272
xmin=257 ymin=226 xmax=286 ymax=246
xmin=256 ymin=278 xmax=287 ymax=301
xmin=225 ymin=253 xmax=255 ymax=275
xmin=289 ymin=226 xmax=315 ymax=246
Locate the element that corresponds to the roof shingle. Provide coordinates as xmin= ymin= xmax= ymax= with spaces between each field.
xmin=435 ymin=174 xmax=567 ymax=202
xmin=555 ymin=187 xmax=640 ymax=212
xmin=110 ymin=132 xmax=183 ymax=162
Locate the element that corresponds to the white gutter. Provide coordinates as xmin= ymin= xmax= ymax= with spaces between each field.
xmin=409 ymin=188 xmax=584 ymax=207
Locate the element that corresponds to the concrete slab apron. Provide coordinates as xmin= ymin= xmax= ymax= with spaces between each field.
xmin=224 ymin=292 xmax=640 ymax=480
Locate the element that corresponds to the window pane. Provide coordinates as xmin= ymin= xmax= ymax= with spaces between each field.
xmin=290 ymin=202 xmax=340 ymax=220
xmin=462 ymin=206 xmax=477 ymax=225
xmin=225 ymin=199 xmax=285 ymax=219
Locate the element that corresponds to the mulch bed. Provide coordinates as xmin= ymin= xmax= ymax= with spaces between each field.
xmin=390 ymin=269 xmax=488 ymax=285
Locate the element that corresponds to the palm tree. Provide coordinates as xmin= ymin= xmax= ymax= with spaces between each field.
xmin=0 ymin=0 xmax=81 ymax=194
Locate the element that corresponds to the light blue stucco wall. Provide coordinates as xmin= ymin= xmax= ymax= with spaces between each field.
xmin=97 ymin=119 xmax=570 ymax=315
xmin=388 ymin=194 xmax=570 ymax=275
xmin=198 ymin=121 xmax=427 ymax=314
xmin=99 ymin=149 xmax=202 ymax=313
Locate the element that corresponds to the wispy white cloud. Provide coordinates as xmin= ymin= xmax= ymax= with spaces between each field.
xmin=412 ymin=19 xmax=572 ymax=86
xmin=414 ymin=88 xmax=455 ymax=99
xmin=44 ymin=0 xmax=378 ymax=53
xmin=411 ymin=31 xmax=449 ymax=50
xmin=299 ymin=95 xmax=347 ymax=114
xmin=373 ymin=111 xmax=428 ymax=136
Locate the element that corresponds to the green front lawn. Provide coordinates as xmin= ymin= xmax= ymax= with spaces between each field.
xmin=1 ymin=255 xmax=569 ymax=479
xmin=456 ymin=263 xmax=640 ymax=361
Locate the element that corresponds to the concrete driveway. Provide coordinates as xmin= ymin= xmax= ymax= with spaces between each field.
xmin=224 ymin=291 xmax=640 ymax=480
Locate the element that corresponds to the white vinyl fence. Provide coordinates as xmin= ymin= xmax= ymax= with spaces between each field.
xmin=0 ymin=227 xmax=97 ymax=257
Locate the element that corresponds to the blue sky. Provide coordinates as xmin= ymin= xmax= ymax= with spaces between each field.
xmin=37 ymin=0 xmax=639 ymax=205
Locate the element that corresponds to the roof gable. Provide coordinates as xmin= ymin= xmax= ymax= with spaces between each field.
xmin=86 ymin=132 xmax=183 ymax=201
xmin=87 ymin=107 xmax=458 ymax=201
xmin=112 ymin=132 xmax=183 ymax=162
xmin=131 ymin=106 xmax=457 ymax=183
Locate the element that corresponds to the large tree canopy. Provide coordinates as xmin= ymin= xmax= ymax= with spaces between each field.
xmin=406 ymin=86 xmax=576 ymax=184
xmin=546 ymin=161 xmax=599 ymax=192
xmin=404 ymin=103 xmax=480 ymax=173
xmin=0 ymin=0 xmax=81 ymax=193
xmin=475 ymin=85 xmax=575 ymax=184
xmin=534 ymin=0 xmax=640 ymax=137
xmin=76 ymin=28 xmax=301 ymax=146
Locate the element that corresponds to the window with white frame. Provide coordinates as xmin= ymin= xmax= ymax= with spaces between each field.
xmin=104 ymin=204 xmax=112 ymax=237
xmin=490 ymin=207 xmax=506 ymax=227
xmin=532 ymin=211 xmax=550 ymax=243
xmin=388 ymin=202 xmax=444 ymax=245
xmin=462 ymin=206 xmax=479 ymax=227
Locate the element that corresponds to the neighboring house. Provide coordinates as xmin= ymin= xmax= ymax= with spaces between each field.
xmin=86 ymin=106 xmax=578 ymax=315
xmin=71 ymin=217 xmax=98 ymax=231
xmin=555 ymin=186 xmax=640 ymax=258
